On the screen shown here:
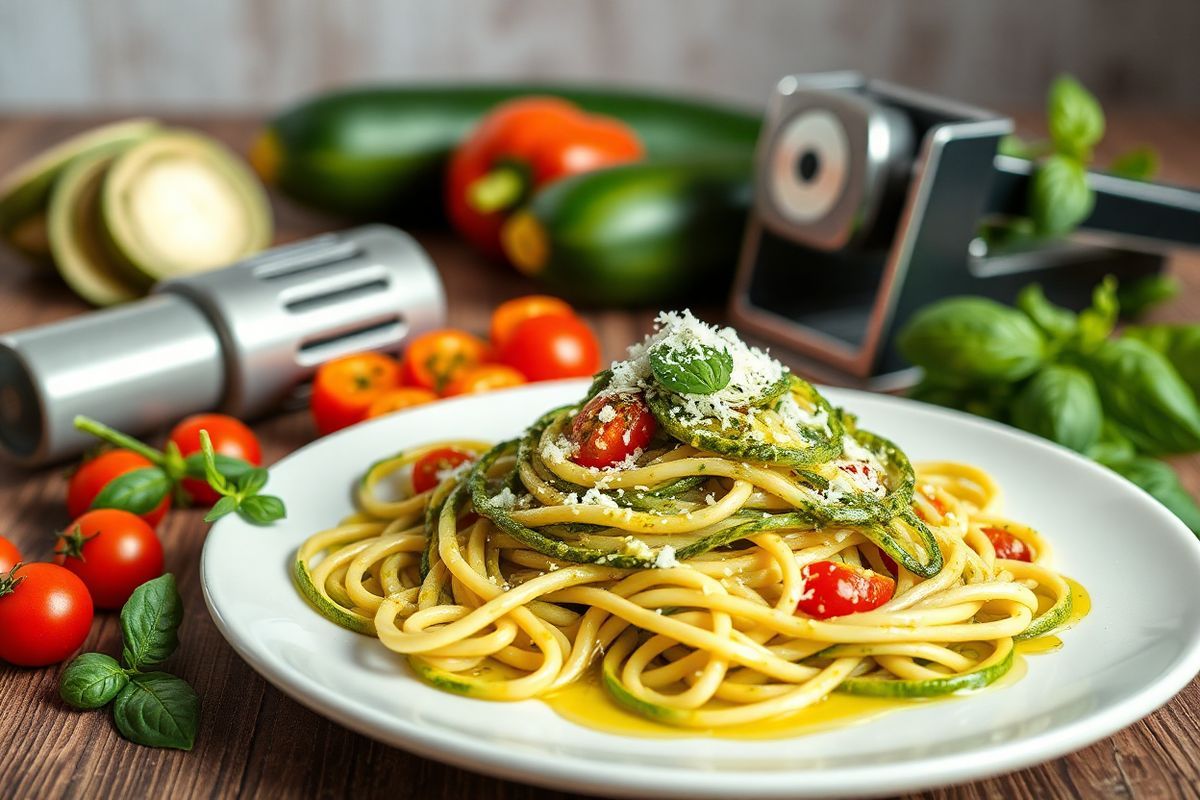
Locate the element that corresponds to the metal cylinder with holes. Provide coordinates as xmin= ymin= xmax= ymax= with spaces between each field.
xmin=0 ymin=225 xmax=444 ymax=465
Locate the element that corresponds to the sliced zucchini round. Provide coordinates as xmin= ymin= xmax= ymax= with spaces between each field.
xmin=0 ymin=118 xmax=159 ymax=264
xmin=834 ymin=638 xmax=1014 ymax=698
xmin=101 ymin=130 xmax=272 ymax=287
xmin=47 ymin=151 xmax=141 ymax=306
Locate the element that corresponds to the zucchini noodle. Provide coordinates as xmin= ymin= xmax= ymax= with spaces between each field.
xmin=293 ymin=313 xmax=1082 ymax=730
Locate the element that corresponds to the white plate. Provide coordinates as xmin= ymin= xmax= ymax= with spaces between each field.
xmin=201 ymin=380 xmax=1200 ymax=799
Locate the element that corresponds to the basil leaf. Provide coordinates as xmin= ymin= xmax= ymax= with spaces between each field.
xmin=59 ymin=653 xmax=128 ymax=709
xmin=112 ymin=672 xmax=199 ymax=750
xmin=1125 ymin=324 xmax=1200 ymax=398
xmin=1074 ymin=338 xmax=1200 ymax=455
xmin=898 ymin=297 xmax=1046 ymax=384
xmin=239 ymin=494 xmax=286 ymax=525
xmin=1117 ymin=275 xmax=1179 ymax=320
xmin=649 ymin=343 xmax=733 ymax=395
xmin=1099 ymin=456 xmax=1200 ymax=534
xmin=1047 ymin=75 xmax=1104 ymax=158
xmin=1076 ymin=277 xmax=1118 ymax=351
xmin=120 ymin=574 xmax=183 ymax=671
xmin=996 ymin=135 xmax=1051 ymax=161
xmin=1109 ymin=147 xmax=1159 ymax=182
xmin=183 ymin=452 xmax=254 ymax=484
xmin=203 ymin=495 xmax=239 ymax=523
xmin=1016 ymin=284 xmax=1077 ymax=342
xmin=1087 ymin=420 xmax=1137 ymax=464
xmin=90 ymin=467 xmax=170 ymax=515
xmin=1011 ymin=365 xmax=1102 ymax=453
xmin=236 ymin=468 xmax=269 ymax=495
xmin=1030 ymin=154 xmax=1094 ymax=236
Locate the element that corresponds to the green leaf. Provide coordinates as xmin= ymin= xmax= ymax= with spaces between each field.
xmin=1117 ymin=275 xmax=1179 ymax=319
xmin=649 ymin=343 xmax=734 ymax=395
xmin=236 ymin=468 xmax=269 ymax=496
xmin=1109 ymin=147 xmax=1159 ymax=181
xmin=120 ymin=574 xmax=183 ymax=671
xmin=1047 ymin=75 xmax=1105 ymax=158
xmin=1073 ymin=338 xmax=1200 ymax=455
xmin=59 ymin=653 xmax=129 ymax=709
xmin=203 ymin=496 xmax=239 ymax=523
xmin=1016 ymin=284 xmax=1077 ymax=342
xmin=112 ymin=672 xmax=199 ymax=750
xmin=1125 ymin=324 xmax=1200 ymax=399
xmin=239 ymin=494 xmax=286 ymax=525
xmin=1030 ymin=154 xmax=1094 ymax=236
xmin=1087 ymin=420 xmax=1137 ymax=464
xmin=1098 ymin=456 xmax=1200 ymax=534
xmin=183 ymin=452 xmax=254 ymax=484
xmin=90 ymin=467 xmax=170 ymax=515
xmin=1076 ymin=276 xmax=1119 ymax=351
xmin=1011 ymin=365 xmax=1102 ymax=453
xmin=997 ymin=135 xmax=1052 ymax=160
xmin=898 ymin=297 xmax=1047 ymax=384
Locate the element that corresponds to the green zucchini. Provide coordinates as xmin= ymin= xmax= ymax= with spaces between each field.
xmin=833 ymin=639 xmax=1014 ymax=698
xmin=257 ymin=85 xmax=760 ymax=218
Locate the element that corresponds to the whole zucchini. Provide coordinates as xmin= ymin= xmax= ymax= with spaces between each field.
xmin=255 ymin=85 xmax=761 ymax=218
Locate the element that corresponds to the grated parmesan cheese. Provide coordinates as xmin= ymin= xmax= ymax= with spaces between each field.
xmin=491 ymin=486 xmax=518 ymax=509
xmin=541 ymin=434 xmax=578 ymax=464
xmin=654 ymin=545 xmax=681 ymax=568
xmin=597 ymin=404 xmax=617 ymax=423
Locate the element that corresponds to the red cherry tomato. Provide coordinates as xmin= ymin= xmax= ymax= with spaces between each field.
xmin=0 ymin=562 xmax=93 ymax=666
xmin=443 ymin=364 xmax=527 ymax=396
xmin=366 ymin=387 xmax=439 ymax=418
xmin=797 ymin=560 xmax=895 ymax=620
xmin=401 ymin=331 xmax=491 ymax=395
xmin=983 ymin=527 xmax=1033 ymax=562
xmin=569 ymin=392 xmax=657 ymax=469
xmin=489 ymin=295 xmax=576 ymax=350
xmin=311 ymin=352 xmax=402 ymax=435
xmin=412 ymin=448 xmax=476 ymax=495
xmin=67 ymin=449 xmax=170 ymax=528
xmin=0 ymin=536 xmax=19 ymax=574
xmin=54 ymin=509 xmax=165 ymax=609
xmin=168 ymin=413 xmax=263 ymax=505
xmin=500 ymin=315 xmax=601 ymax=382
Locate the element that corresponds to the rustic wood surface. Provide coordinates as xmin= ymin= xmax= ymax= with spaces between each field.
xmin=0 ymin=114 xmax=1197 ymax=800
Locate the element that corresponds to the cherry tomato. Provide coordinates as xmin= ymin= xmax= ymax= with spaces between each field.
xmin=569 ymin=392 xmax=657 ymax=469
xmin=168 ymin=413 xmax=263 ymax=505
xmin=412 ymin=448 xmax=476 ymax=495
xmin=499 ymin=314 xmax=600 ymax=382
xmin=797 ymin=560 xmax=895 ymax=620
xmin=67 ymin=449 xmax=170 ymax=528
xmin=490 ymin=295 xmax=576 ymax=349
xmin=311 ymin=352 xmax=402 ymax=435
xmin=54 ymin=509 xmax=164 ymax=609
xmin=915 ymin=493 xmax=948 ymax=522
xmin=401 ymin=330 xmax=491 ymax=394
xmin=0 ymin=562 xmax=93 ymax=666
xmin=444 ymin=364 xmax=527 ymax=396
xmin=367 ymin=388 xmax=439 ymax=418
xmin=983 ymin=527 xmax=1033 ymax=562
xmin=0 ymin=536 xmax=19 ymax=574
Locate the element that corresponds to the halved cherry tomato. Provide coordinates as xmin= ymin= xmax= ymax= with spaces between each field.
xmin=0 ymin=536 xmax=19 ymax=574
xmin=983 ymin=527 xmax=1033 ymax=562
xmin=168 ymin=413 xmax=263 ymax=505
xmin=0 ymin=562 xmax=93 ymax=666
xmin=797 ymin=560 xmax=895 ymax=620
xmin=55 ymin=509 xmax=164 ymax=609
xmin=311 ymin=352 xmax=402 ymax=435
xmin=499 ymin=314 xmax=600 ymax=382
xmin=67 ymin=449 xmax=170 ymax=528
xmin=915 ymin=493 xmax=948 ymax=522
xmin=412 ymin=448 xmax=476 ymax=494
xmin=444 ymin=364 xmax=526 ymax=396
xmin=569 ymin=392 xmax=657 ymax=469
xmin=367 ymin=388 xmax=439 ymax=418
xmin=490 ymin=295 xmax=576 ymax=349
xmin=401 ymin=330 xmax=491 ymax=394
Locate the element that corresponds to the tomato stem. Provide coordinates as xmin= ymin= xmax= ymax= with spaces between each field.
xmin=73 ymin=416 xmax=166 ymax=467
xmin=0 ymin=562 xmax=25 ymax=597
xmin=467 ymin=165 xmax=527 ymax=214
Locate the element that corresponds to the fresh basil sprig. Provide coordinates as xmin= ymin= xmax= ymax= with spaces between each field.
xmin=58 ymin=574 xmax=199 ymax=750
xmin=897 ymin=297 xmax=1046 ymax=384
xmin=649 ymin=343 xmax=734 ymax=395
xmin=199 ymin=430 xmax=286 ymax=525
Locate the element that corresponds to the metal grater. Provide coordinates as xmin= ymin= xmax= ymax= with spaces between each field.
xmin=0 ymin=225 xmax=444 ymax=465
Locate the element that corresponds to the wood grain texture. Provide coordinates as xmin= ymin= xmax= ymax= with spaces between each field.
xmin=1 ymin=1 xmax=1199 ymax=113
xmin=0 ymin=113 xmax=1196 ymax=799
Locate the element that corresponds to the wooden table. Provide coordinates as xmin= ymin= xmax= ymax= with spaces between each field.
xmin=0 ymin=114 xmax=1197 ymax=800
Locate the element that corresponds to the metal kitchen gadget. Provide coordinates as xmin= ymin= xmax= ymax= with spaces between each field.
xmin=730 ymin=72 xmax=1200 ymax=388
xmin=0 ymin=224 xmax=444 ymax=465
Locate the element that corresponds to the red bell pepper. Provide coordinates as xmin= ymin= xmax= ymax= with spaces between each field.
xmin=445 ymin=97 xmax=644 ymax=260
